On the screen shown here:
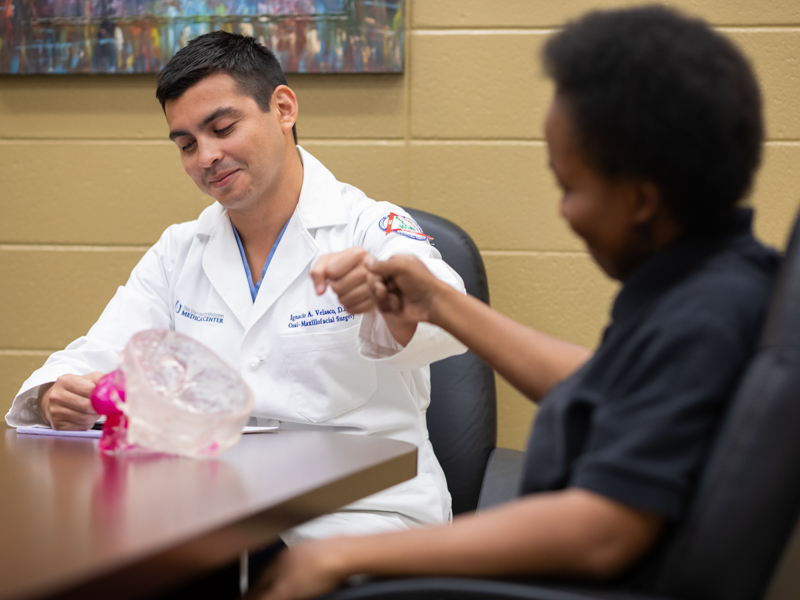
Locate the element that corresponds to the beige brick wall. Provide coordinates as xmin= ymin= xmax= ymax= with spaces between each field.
xmin=1 ymin=0 xmax=799 ymax=452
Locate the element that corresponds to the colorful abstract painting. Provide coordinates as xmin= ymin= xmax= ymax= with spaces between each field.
xmin=0 ymin=0 xmax=403 ymax=74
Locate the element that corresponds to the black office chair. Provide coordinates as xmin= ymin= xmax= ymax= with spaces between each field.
xmin=404 ymin=208 xmax=518 ymax=516
xmin=323 ymin=208 xmax=800 ymax=600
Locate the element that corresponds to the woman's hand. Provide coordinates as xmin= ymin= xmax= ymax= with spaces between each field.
xmin=252 ymin=539 xmax=351 ymax=600
xmin=369 ymin=254 xmax=590 ymax=403
xmin=367 ymin=255 xmax=449 ymax=326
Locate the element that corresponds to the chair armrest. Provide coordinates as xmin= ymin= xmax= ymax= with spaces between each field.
xmin=321 ymin=577 xmax=679 ymax=600
xmin=477 ymin=447 xmax=525 ymax=512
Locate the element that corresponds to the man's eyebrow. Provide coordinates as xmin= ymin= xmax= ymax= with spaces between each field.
xmin=168 ymin=129 xmax=189 ymax=141
xmin=200 ymin=106 xmax=237 ymax=129
xmin=168 ymin=107 xmax=238 ymax=141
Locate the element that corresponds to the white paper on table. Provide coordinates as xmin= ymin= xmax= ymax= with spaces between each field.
xmin=16 ymin=426 xmax=102 ymax=438
xmin=15 ymin=424 xmax=279 ymax=438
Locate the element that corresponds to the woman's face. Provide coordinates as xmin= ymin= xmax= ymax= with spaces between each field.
xmin=544 ymin=96 xmax=656 ymax=280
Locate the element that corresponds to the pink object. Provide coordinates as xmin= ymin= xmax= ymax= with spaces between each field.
xmin=90 ymin=370 xmax=131 ymax=453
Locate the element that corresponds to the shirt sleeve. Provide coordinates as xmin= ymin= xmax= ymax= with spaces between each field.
xmin=570 ymin=316 xmax=748 ymax=520
xmin=353 ymin=202 xmax=468 ymax=370
xmin=4 ymin=228 xmax=179 ymax=427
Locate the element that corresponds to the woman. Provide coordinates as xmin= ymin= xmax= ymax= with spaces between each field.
xmin=255 ymin=6 xmax=779 ymax=599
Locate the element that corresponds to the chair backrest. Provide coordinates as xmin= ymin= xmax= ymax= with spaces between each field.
xmin=405 ymin=208 xmax=497 ymax=515
xmin=637 ymin=212 xmax=800 ymax=600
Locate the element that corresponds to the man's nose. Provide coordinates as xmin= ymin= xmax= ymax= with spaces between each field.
xmin=197 ymin=139 xmax=223 ymax=169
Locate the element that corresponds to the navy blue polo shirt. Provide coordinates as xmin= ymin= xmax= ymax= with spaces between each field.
xmin=520 ymin=209 xmax=780 ymax=520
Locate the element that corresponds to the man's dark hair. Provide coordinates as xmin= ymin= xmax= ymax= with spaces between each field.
xmin=156 ymin=31 xmax=297 ymax=143
xmin=542 ymin=6 xmax=763 ymax=229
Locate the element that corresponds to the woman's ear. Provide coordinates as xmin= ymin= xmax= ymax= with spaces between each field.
xmin=632 ymin=181 xmax=662 ymax=226
xmin=632 ymin=181 xmax=685 ymax=252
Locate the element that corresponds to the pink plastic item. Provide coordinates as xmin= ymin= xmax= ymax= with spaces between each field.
xmin=90 ymin=370 xmax=130 ymax=453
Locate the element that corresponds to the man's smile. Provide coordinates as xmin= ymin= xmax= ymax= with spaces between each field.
xmin=207 ymin=168 xmax=240 ymax=189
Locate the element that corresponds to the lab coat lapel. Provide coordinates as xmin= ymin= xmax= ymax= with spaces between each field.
xmin=201 ymin=210 xmax=253 ymax=329
xmin=246 ymin=146 xmax=349 ymax=330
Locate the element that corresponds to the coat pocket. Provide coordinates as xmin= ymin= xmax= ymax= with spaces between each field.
xmin=279 ymin=324 xmax=377 ymax=422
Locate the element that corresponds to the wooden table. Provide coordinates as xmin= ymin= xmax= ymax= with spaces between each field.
xmin=0 ymin=426 xmax=417 ymax=600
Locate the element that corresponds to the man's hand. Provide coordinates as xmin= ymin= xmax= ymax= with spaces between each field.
xmin=367 ymin=254 xmax=446 ymax=325
xmin=310 ymin=248 xmax=375 ymax=315
xmin=252 ymin=539 xmax=350 ymax=600
xmin=38 ymin=372 xmax=104 ymax=430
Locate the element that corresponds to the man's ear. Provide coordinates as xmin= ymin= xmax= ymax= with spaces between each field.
xmin=632 ymin=181 xmax=662 ymax=226
xmin=271 ymin=85 xmax=299 ymax=136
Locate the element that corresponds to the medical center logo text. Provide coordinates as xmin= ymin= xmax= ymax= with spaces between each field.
xmin=174 ymin=300 xmax=224 ymax=324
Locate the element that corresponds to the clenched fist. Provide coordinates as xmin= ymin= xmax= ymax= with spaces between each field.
xmin=38 ymin=372 xmax=105 ymax=430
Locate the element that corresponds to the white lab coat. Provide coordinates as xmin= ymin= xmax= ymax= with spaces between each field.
xmin=6 ymin=147 xmax=467 ymax=545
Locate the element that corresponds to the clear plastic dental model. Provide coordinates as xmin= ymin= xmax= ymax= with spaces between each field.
xmin=90 ymin=329 xmax=254 ymax=458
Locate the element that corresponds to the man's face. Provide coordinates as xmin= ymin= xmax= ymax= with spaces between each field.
xmin=165 ymin=73 xmax=293 ymax=214
xmin=544 ymin=96 xmax=648 ymax=280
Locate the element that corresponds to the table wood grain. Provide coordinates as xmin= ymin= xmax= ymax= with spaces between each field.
xmin=0 ymin=426 xmax=417 ymax=600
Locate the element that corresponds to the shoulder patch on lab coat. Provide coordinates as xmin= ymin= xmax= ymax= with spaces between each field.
xmin=378 ymin=213 xmax=433 ymax=241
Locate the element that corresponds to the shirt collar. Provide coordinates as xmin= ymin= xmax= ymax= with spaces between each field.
xmin=611 ymin=208 xmax=756 ymax=324
xmin=293 ymin=145 xmax=350 ymax=230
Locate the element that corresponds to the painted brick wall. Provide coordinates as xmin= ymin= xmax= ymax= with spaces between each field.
xmin=1 ymin=0 xmax=799 ymax=453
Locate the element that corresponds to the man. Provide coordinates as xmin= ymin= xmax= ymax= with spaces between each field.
xmin=4 ymin=31 xmax=466 ymax=545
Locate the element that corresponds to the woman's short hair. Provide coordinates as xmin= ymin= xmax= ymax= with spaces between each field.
xmin=543 ymin=6 xmax=763 ymax=229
